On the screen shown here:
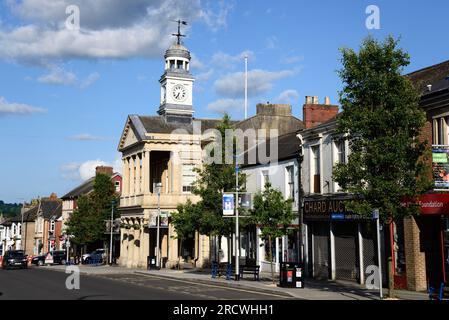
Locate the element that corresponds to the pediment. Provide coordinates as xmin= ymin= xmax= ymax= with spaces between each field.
xmin=118 ymin=117 xmax=142 ymax=150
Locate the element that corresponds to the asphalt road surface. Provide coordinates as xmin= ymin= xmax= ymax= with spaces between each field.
xmin=0 ymin=267 xmax=290 ymax=300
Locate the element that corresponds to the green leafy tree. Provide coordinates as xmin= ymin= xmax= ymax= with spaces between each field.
xmin=171 ymin=200 xmax=202 ymax=269
xmin=173 ymin=114 xmax=246 ymax=264
xmin=333 ymin=36 xmax=432 ymax=297
xmin=66 ymin=174 xmax=119 ymax=248
xmin=250 ymin=182 xmax=295 ymax=283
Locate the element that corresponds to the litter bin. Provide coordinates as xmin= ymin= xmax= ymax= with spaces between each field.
xmin=279 ymin=262 xmax=304 ymax=288
xmin=147 ymin=256 xmax=159 ymax=270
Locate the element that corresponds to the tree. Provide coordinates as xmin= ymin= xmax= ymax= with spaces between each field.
xmin=66 ymin=174 xmax=119 ymax=249
xmin=173 ymin=114 xmax=246 ymax=265
xmin=170 ymin=200 xmax=202 ymax=269
xmin=249 ymin=182 xmax=295 ymax=283
xmin=332 ymin=36 xmax=432 ymax=297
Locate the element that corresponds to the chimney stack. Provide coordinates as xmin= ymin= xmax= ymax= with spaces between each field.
xmin=96 ymin=166 xmax=113 ymax=176
xmin=303 ymin=95 xmax=339 ymax=129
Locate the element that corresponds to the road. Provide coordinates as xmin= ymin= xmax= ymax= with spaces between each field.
xmin=0 ymin=267 xmax=290 ymax=300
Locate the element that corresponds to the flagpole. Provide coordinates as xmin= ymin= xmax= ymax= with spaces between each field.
xmin=244 ymin=55 xmax=248 ymax=120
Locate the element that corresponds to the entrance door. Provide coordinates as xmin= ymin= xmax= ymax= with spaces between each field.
xmin=313 ymin=223 xmax=330 ymax=279
xmin=334 ymin=222 xmax=359 ymax=282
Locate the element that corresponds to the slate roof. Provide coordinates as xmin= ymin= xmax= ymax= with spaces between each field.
xmin=61 ymin=176 xmax=95 ymax=199
xmin=61 ymin=173 xmax=121 ymax=199
xmin=138 ymin=116 xmax=226 ymax=134
xmin=241 ymin=131 xmax=301 ymax=167
xmin=407 ymin=60 xmax=449 ymax=94
xmin=21 ymin=200 xmax=62 ymax=221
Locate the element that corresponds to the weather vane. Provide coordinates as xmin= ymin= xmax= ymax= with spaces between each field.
xmin=172 ymin=19 xmax=187 ymax=45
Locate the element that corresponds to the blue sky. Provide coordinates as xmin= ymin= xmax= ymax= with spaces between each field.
xmin=1 ymin=0 xmax=448 ymax=203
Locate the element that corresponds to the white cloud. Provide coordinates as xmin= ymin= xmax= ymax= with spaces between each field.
xmin=265 ymin=36 xmax=278 ymax=49
xmin=211 ymin=50 xmax=254 ymax=70
xmin=200 ymin=0 xmax=234 ymax=31
xmin=36 ymin=65 xmax=100 ymax=88
xmin=207 ymin=98 xmax=244 ymax=114
xmin=190 ymin=53 xmax=205 ymax=70
xmin=0 ymin=96 xmax=46 ymax=116
xmin=275 ymin=89 xmax=299 ymax=104
xmin=37 ymin=65 xmax=77 ymax=85
xmin=61 ymin=156 xmax=122 ymax=180
xmin=0 ymin=0 xmax=230 ymax=64
xmin=214 ymin=69 xmax=297 ymax=98
xmin=281 ymin=55 xmax=304 ymax=64
xmin=67 ymin=133 xmax=105 ymax=141
xmin=196 ymin=69 xmax=214 ymax=82
xmin=80 ymin=72 xmax=100 ymax=89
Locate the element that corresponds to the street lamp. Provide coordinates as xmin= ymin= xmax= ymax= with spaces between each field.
xmin=155 ymin=182 xmax=162 ymax=269
xmin=109 ymin=199 xmax=116 ymax=265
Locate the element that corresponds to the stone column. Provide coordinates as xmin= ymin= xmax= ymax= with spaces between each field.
xmin=172 ymin=151 xmax=181 ymax=194
xmin=135 ymin=153 xmax=141 ymax=195
xmin=168 ymin=223 xmax=178 ymax=268
xmin=133 ymin=227 xmax=140 ymax=268
xmin=142 ymin=151 xmax=150 ymax=194
xmin=142 ymin=226 xmax=149 ymax=269
xmin=119 ymin=226 xmax=128 ymax=267
xmin=122 ymin=158 xmax=129 ymax=196
xmin=129 ymin=156 xmax=135 ymax=196
xmin=126 ymin=219 xmax=134 ymax=268
xmin=404 ymin=217 xmax=427 ymax=291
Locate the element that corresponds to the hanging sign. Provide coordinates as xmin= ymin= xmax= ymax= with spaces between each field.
xmin=223 ymin=193 xmax=235 ymax=216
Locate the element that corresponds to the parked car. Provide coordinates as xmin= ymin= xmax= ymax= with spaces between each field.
xmin=82 ymin=249 xmax=105 ymax=264
xmin=2 ymin=250 xmax=28 ymax=269
xmin=32 ymin=250 xmax=67 ymax=266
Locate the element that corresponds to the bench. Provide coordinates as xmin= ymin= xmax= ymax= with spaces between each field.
xmin=239 ymin=265 xmax=260 ymax=281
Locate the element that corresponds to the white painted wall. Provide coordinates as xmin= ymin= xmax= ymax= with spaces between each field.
xmin=242 ymin=158 xmax=300 ymax=272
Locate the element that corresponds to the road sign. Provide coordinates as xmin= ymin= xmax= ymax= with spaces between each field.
xmin=223 ymin=193 xmax=235 ymax=216
xmin=45 ymin=252 xmax=54 ymax=265
xmin=372 ymin=209 xmax=379 ymax=220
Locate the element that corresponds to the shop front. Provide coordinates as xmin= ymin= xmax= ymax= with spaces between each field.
xmin=303 ymin=196 xmax=384 ymax=284
xmin=404 ymin=193 xmax=449 ymax=288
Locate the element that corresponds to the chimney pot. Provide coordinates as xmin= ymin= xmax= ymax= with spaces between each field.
xmin=324 ymin=96 xmax=331 ymax=105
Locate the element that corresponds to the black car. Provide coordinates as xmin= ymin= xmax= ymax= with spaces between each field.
xmin=32 ymin=250 xmax=67 ymax=266
xmin=2 ymin=250 xmax=28 ymax=269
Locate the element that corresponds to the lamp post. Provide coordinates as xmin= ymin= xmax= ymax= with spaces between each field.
xmin=109 ymin=199 xmax=116 ymax=265
xmin=155 ymin=183 xmax=162 ymax=269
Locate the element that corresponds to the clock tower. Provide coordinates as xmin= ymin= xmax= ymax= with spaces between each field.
xmin=158 ymin=40 xmax=195 ymax=123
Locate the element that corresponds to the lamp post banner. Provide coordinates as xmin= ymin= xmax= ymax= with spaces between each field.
xmin=223 ymin=193 xmax=235 ymax=216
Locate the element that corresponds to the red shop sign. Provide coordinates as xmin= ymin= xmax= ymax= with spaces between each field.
xmin=402 ymin=194 xmax=449 ymax=215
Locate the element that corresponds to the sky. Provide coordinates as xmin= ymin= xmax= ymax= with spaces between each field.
xmin=1 ymin=0 xmax=448 ymax=203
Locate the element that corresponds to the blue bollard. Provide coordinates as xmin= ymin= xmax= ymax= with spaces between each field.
xmin=439 ymin=282 xmax=445 ymax=301
xmin=226 ymin=264 xmax=232 ymax=280
xmin=211 ymin=262 xmax=218 ymax=278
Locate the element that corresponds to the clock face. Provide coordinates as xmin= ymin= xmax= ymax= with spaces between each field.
xmin=172 ymin=84 xmax=187 ymax=102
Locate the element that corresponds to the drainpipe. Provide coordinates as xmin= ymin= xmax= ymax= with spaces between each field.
xmin=297 ymin=133 xmax=304 ymax=266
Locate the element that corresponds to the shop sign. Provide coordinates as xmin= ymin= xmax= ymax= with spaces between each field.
xmin=401 ymin=193 xmax=449 ymax=215
xmin=304 ymin=198 xmax=369 ymax=221
xmin=432 ymin=146 xmax=449 ymax=190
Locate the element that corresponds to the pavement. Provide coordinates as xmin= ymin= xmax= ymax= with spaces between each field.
xmin=42 ymin=264 xmax=429 ymax=300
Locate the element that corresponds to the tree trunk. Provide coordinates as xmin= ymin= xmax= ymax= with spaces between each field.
xmin=269 ymin=235 xmax=274 ymax=285
xmin=388 ymin=221 xmax=395 ymax=298
xmin=178 ymin=239 xmax=182 ymax=270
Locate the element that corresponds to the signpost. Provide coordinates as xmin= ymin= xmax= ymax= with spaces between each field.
xmin=373 ymin=209 xmax=383 ymax=300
